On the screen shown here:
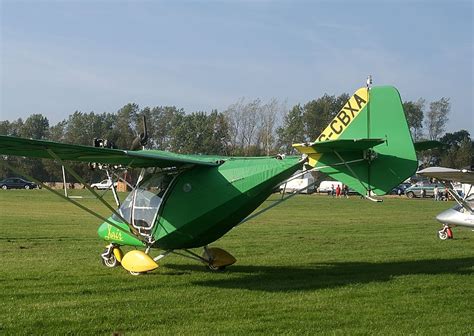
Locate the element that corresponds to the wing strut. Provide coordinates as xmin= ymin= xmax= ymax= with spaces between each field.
xmin=239 ymin=156 xmax=380 ymax=226
xmin=0 ymin=159 xmax=142 ymax=240
xmin=442 ymin=181 xmax=473 ymax=214
xmin=332 ymin=150 xmax=382 ymax=202
xmin=46 ymin=149 xmax=135 ymax=232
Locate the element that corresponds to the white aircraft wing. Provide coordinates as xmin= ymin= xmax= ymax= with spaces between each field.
xmin=417 ymin=167 xmax=474 ymax=184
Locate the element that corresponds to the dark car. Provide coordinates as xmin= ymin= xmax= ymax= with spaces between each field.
xmin=0 ymin=177 xmax=39 ymax=190
xmin=390 ymin=183 xmax=411 ymax=195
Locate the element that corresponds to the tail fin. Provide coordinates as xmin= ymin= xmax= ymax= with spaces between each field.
xmin=293 ymin=86 xmax=417 ymax=196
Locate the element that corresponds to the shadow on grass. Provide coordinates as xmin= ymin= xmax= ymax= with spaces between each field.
xmin=164 ymin=257 xmax=474 ymax=292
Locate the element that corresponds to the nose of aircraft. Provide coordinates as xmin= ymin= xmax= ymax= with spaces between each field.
xmin=436 ymin=208 xmax=458 ymax=225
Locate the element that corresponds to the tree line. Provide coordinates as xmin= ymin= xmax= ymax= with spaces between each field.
xmin=0 ymin=93 xmax=472 ymax=182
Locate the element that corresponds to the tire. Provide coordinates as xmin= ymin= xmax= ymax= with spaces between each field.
xmin=24 ymin=185 xmax=30 ymax=190
xmin=207 ymin=264 xmax=226 ymax=272
xmin=129 ymin=271 xmax=144 ymax=276
xmin=101 ymin=254 xmax=119 ymax=268
xmin=406 ymin=191 xmax=415 ymax=199
xmin=1 ymin=185 xmax=7 ymax=190
xmin=438 ymin=230 xmax=448 ymax=240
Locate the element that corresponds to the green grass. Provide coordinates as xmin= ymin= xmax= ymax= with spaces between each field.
xmin=0 ymin=190 xmax=473 ymax=335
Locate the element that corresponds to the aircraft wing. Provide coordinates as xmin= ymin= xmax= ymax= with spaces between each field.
xmin=293 ymin=138 xmax=385 ymax=154
xmin=417 ymin=167 xmax=474 ymax=184
xmin=0 ymin=135 xmax=223 ymax=168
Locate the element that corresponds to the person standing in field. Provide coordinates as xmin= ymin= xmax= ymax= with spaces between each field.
xmin=434 ymin=185 xmax=439 ymax=201
xmin=336 ymin=185 xmax=341 ymax=198
xmin=343 ymin=184 xmax=349 ymax=198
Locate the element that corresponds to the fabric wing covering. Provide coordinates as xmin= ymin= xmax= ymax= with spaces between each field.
xmin=0 ymin=135 xmax=223 ymax=168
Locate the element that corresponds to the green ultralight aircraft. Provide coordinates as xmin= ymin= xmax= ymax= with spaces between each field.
xmin=0 ymin=85 xmax=419 ymax=275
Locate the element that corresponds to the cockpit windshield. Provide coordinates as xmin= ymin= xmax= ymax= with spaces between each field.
xmin=114 ymin=170 xmax=175 ymax=230
xmin=453 ymin=194 xmax=474 ymax=213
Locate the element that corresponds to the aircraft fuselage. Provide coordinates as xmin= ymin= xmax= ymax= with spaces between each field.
xmin=436 ymin=207 xmax=474 ymax=229
xmin=98 ymin=156 xmax=303 ymax=249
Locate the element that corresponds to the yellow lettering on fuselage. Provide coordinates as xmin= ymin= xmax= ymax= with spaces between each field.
xmin=294 ymin=87 xmax=369 ymax=167
xmin=105 ymin=225 xmax=123 ymax=242
xmin=316 ymin=88 xmax=369 ymax=142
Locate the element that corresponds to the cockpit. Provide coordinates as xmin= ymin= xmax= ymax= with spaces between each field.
xmin=113 ymin=169 xmax=176 ymax=234
xmin=452 ymin=194 xmax=474 ymax=213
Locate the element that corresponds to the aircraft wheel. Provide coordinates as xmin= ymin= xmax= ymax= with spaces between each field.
xmin=438 ymin=230 xmax=448 ymax=240
xmin=206 ymin=264 xmax=226 ymax=272
xmin=102 ymin=254 xmax=120 ymax=267
xmin=447 ymin=228 xmax=453 ymax=239
xmin=129 ymin=271 xmax=145 ymax=276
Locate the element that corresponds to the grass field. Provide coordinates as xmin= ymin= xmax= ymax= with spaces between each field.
xmin=0 ymin=189 xmax=473 ymax=335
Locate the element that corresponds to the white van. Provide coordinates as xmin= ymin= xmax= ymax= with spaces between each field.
xmin=279 ymin=172 xmax=315 ymax=194
xmin=317 ymin=181 xmax=342 ymax=194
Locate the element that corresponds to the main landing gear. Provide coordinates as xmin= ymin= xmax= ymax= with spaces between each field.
xmin=202 ymin=247 xmax=236 ymax=271
xmin=100 ymin=245 xmax=237 ymax=275
xmin=438 ymin=225 xmax=453 ymax=240
xmin=101 ymin=244 xmax=123 ymax=268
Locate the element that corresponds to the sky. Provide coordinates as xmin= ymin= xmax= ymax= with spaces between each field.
xmin=1 ymin=0 xmax=473 ymax=134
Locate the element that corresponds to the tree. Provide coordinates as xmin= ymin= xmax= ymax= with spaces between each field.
xmin=440 ymin=130 xmax=470 ymax=148
xmin=110 ymin=103 xmax=140 ymax=149
xmin=0 ymin=121 xmax=11 ymax=135
xmin=257 ymin=98 xmax=285 ymax=156
xmin=440 ymin=130 xmax=472 ymax=168
xmin=224 ymin=97 xmax=287 ymax=156
xmin=276 ymin=104 xmax=306 ymax=154
xmin=454 ymin=137 xmax=473 ymax=168
xmin=20 ymin=114 xmax=50 ymax=140
xmin=171 ymin=111 xmax=230 ymax=155
xmin=403 ymin=99 xmax=424 ymax=140
xmin=147 ymin=106 xmax=184 ymax=150
xmin=425 ymin=97 xmax=450 ymax=140
xmin=303 ymin=93 xmax=349 ymax=141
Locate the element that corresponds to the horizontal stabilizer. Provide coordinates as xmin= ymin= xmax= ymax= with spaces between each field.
xmin=414 ymin=140 xmax=443 ymax=151
xmin=293 ymin=86 xmax=418 ymax=196
xmin=293 ymin=138 xmax=385 ymax=154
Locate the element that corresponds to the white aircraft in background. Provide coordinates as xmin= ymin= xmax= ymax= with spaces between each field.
xmin=418 ymin=167 xmax=474 ymax=240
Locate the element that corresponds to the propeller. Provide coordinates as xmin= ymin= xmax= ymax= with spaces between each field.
xmin=130 ymin=115 xmax=148 ymax=151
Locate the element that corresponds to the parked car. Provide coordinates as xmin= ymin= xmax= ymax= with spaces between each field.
xmin=405 ymin=183 xmax=436 ymax=198
xmin=90 ymin=179 xmax=118 ymax=190
xmin=390 ymin=183 xmax=411 ymax=195
xmin=0 ymin=177 xmax=39 ymax=190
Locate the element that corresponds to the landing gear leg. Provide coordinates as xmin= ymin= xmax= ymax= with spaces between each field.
xmin=101 ymin=244 xmax=123 ymax=267
xmin=202 ymin=246 xmax=236 ymax=271
xmin=438 ymin=225 xmax=453 ymax=240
